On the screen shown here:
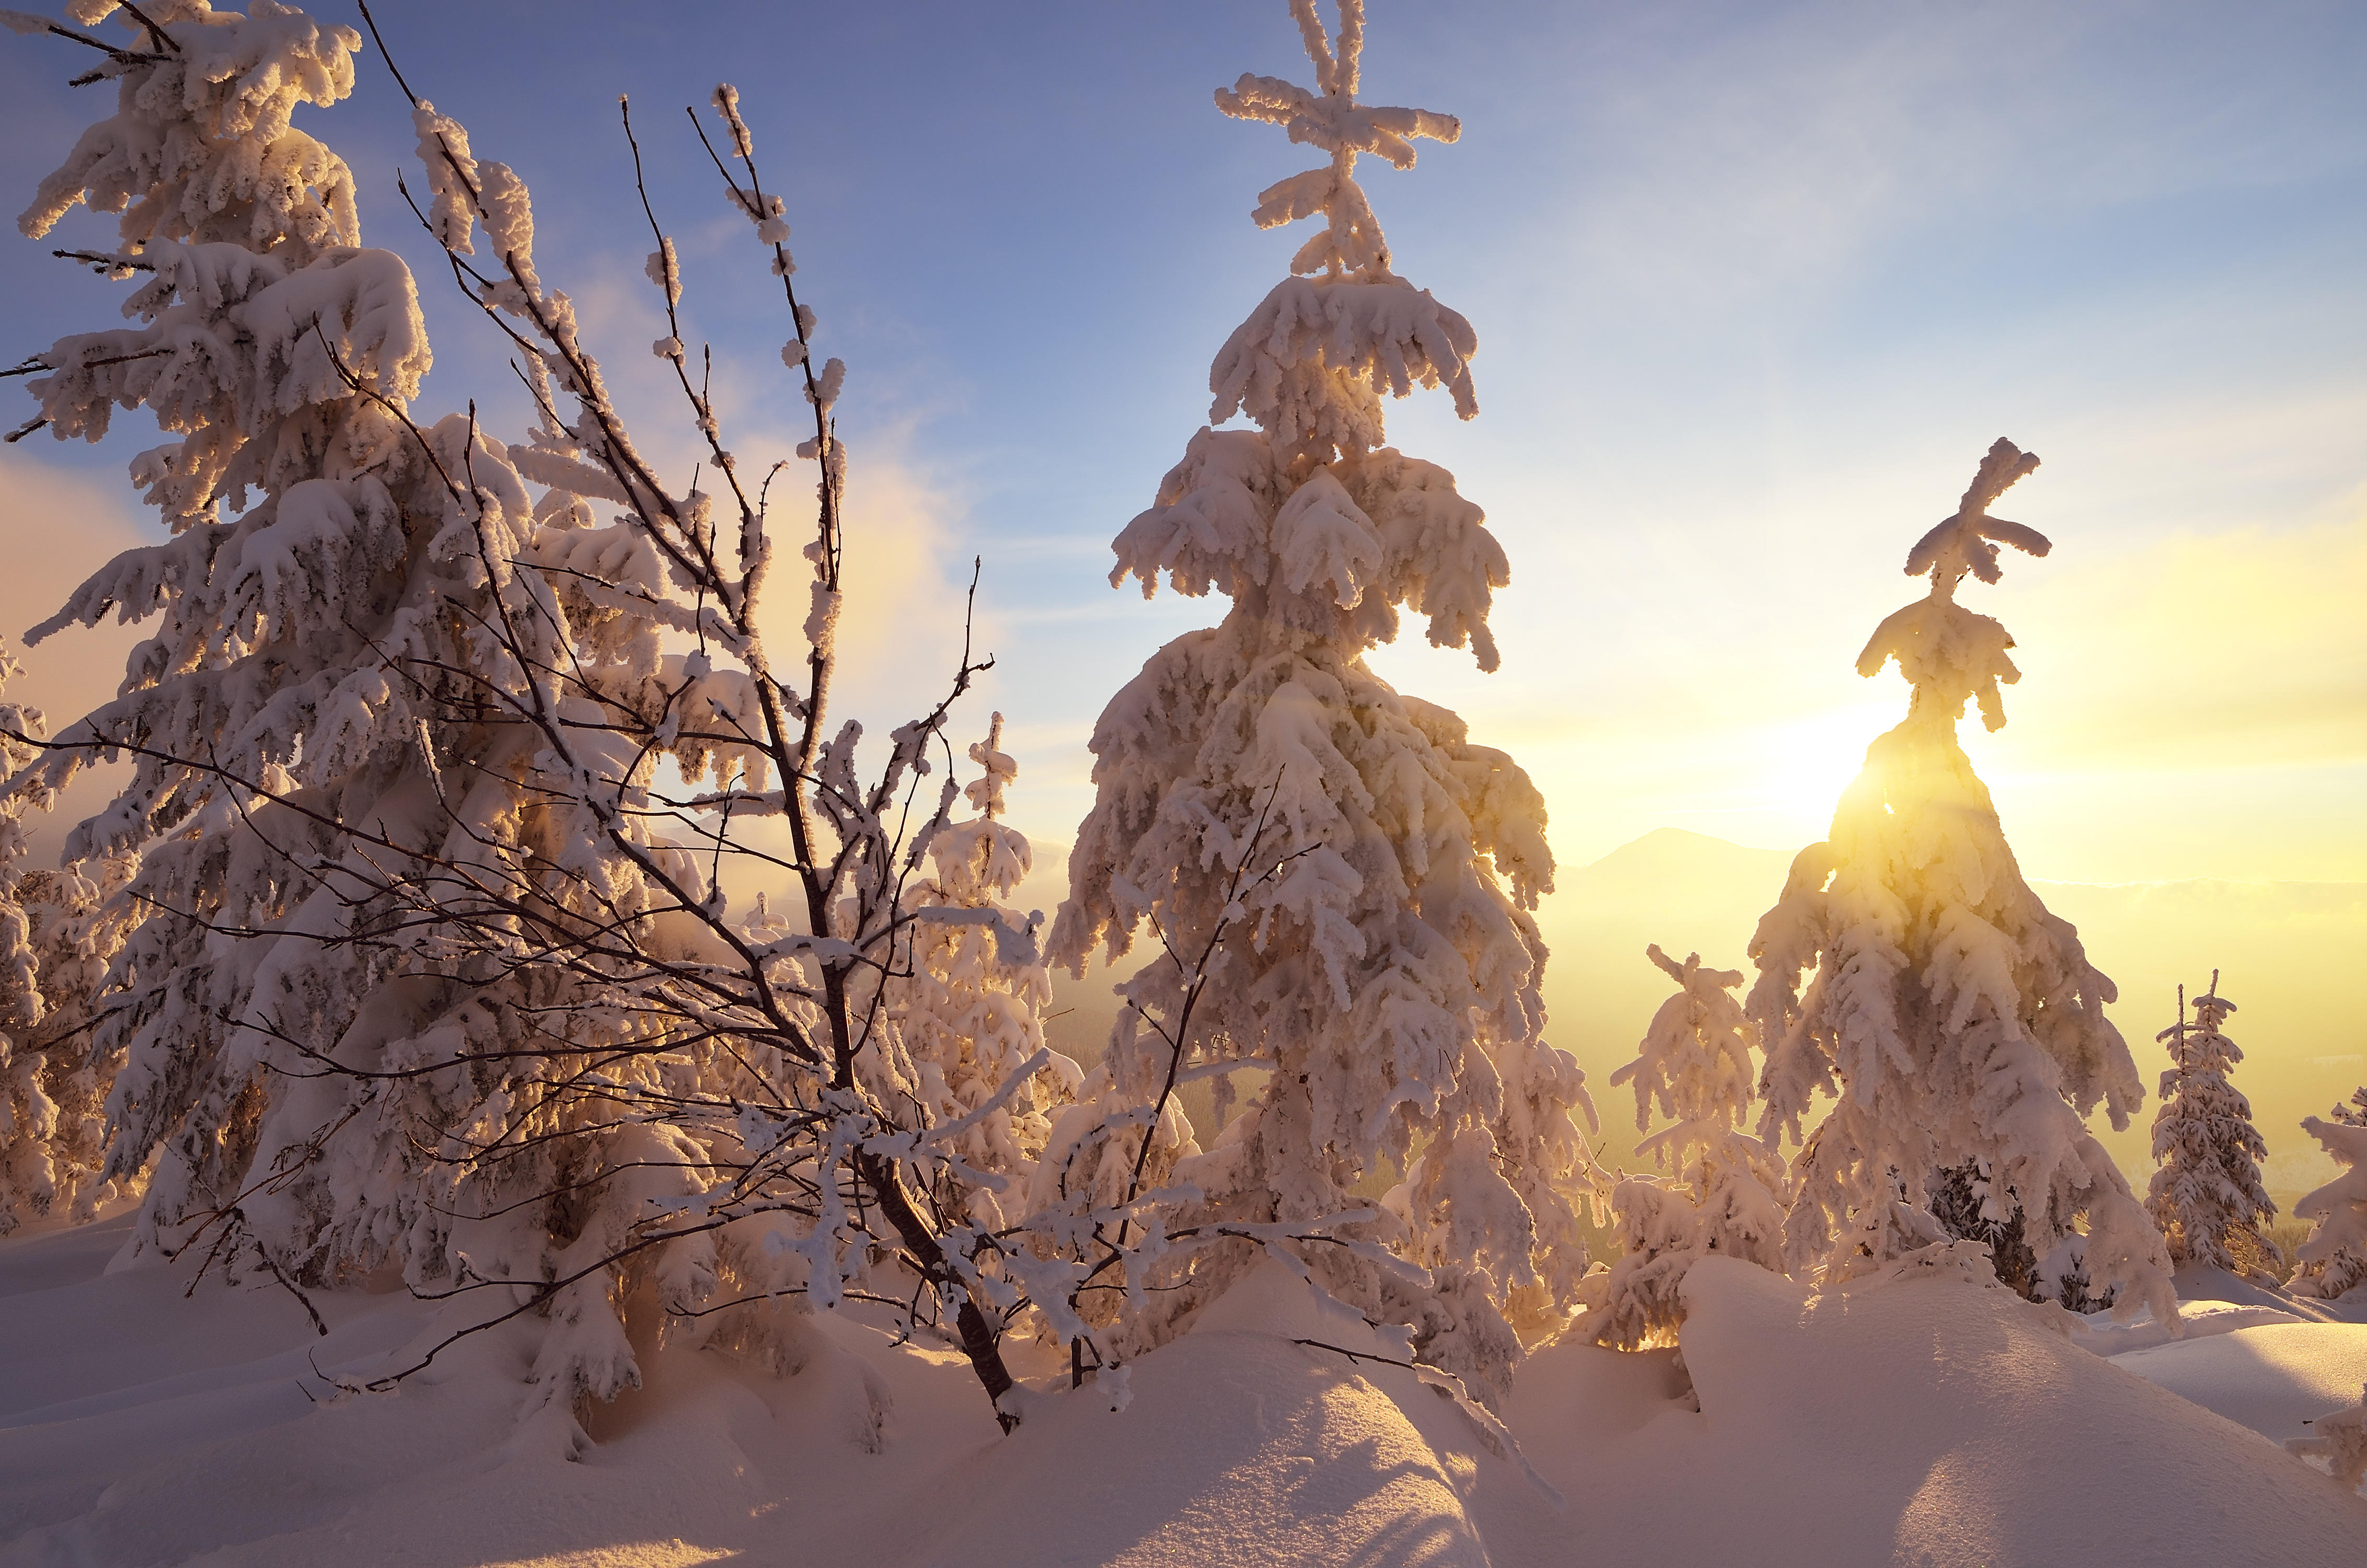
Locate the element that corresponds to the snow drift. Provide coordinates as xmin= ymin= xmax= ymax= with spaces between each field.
xmin=8 ymin=1219 xmax=2366 ymax=1566
xmin=1485 ymin=1257 xmax=2367 ymax=1565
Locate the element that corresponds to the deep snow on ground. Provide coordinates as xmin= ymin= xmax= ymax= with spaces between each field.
xmin=1488 ymin=1259 xmax=2367 ymax=1566
xmin=4 ymin=1217 xmax=2364 ymax=1566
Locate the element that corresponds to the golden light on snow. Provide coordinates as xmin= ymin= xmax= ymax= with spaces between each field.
xmin=489 ymin=1543 xmax=737 ymax=1566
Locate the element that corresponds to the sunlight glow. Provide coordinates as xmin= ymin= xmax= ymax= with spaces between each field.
xmin=1740 ymin=700 xmax=1906 ymax=836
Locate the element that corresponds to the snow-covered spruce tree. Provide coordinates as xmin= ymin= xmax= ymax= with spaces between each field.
xmin=0 ymin=643 xmax=54 ymax=1233
xmin=2288 ymin=1114 xmax=2367 ymax=1301
xmin=1 ymin=0 xmax=542 ymax=1304
xmin=1930 ymin=1161 xmax=2040 ymax=1297
xmin=884 ymin=716 xmax=1079 ymax=1237
xmin=0 ymin=3 xmax=735 ymax=1415
xmin=1572 ymin=945 xmax=1785 ymax=1350
xmin=2145 ymin=975 xmax=2276 ymax=1277
xmin=1049 ymin=0 xmax=1599 ymax=1404
xmin=5 ymin=1 xmax=1056 ymax=1436
xmin=0 ymin=636 xmax=135 ymax=1233
xmin=0 ymin=649 xmax=132 ymax=1230
xmin=1747 ymin=439 xmax=2176 ymax=1323
xmin=2332 ymin=1087 xmax=2367 ymax=1128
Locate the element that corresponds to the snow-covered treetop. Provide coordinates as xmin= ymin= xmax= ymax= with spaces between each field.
xmin=1204 ymin=0 xmax=1477 ymax=466
xmin=1904 ymin=438 xmax=2051 ymax=598
xmin=2161 ymin=976 xmax=2236 ymax=1048
xmin=6 ymin=1 xmax=411 ymax=528
xmin=1214 ymin=0 xmax=1459 ymax=285
xmin=1102 ymin=3 xmax=1506 ymax=666
xmin=1855 ymin=438 xmax=2051 ymax=732
xmin=965 ymin=711 xmax=1017 ymax=821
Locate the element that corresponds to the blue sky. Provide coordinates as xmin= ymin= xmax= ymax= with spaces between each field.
xmin=2 ymin=0 xmax=2363 ymax=884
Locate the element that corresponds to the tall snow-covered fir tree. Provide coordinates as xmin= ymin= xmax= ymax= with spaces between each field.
xmin=2145 ymin=976 xmax=2275 ymax=1277
xmin=1746 ymin=439 xmax=2176 ymax=1324
xmin=3 ymin=0 xmax=537 ymax=1290
xmin=1572 ymin=944 xmax=1785 ymax=1350
xmin=0 ymin=5 xmax=741 ymax=1425
xmin=1048 ymin=0 xmax=1599 ymax=1402
xmin=2289 ymin=1113 xmax=2367 ymax=1301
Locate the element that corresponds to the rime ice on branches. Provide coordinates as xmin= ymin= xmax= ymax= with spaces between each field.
xmin=1746 ymin=439 xmax=2177 ymax=1325
xmin=1049 ymin=0 xmax=1600 ymax=1404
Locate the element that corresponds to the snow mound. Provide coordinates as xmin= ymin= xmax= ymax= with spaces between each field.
xmin=2177 ymin=1261 xmax=2367 ymax=1322
xmin=904 ymin=1329 xmax=1487 ymax=1568
xmin=1488 ymin=1256 xmax=2367 ymax=1565
xmin=2066 ymin=1296 xmax=2303 ymax=1355
xmin=9 ymin=1222 xmax=2365 ymax=1566
xmin=2113 ymin=1322 xmax=2367 ymax=1447
xmin=1 ymin=1221 xmax=1490 ymax=1567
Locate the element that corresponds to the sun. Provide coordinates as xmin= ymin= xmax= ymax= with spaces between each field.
xmin=1739 ymin=699 xmax=1903 ymax=837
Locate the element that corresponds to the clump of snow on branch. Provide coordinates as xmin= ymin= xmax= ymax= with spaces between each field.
xmin=1572 ymin=945 xmax=1785 ymax=1350
xmin=2145 ymin=976 xmax=2277 ymax=1278
xmin=1745 ymin=439 xmax=2176 ymax=1327
xmin=2287 ymin=1381 xmax=2367 ymax=1492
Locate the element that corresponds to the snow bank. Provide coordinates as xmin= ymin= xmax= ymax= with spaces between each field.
xmin=902 ymin=1329 xmax=1486 ymax=1568
xmin=1 ymin=1222 xmax=1488 ymax=1567
xmin=2060 ymin=1264 xmax=2367 ymax=1354
xmin=2066 ymin=1297 xmax=2303 ymax=1355
xmin=1488 ymin=1257 xmax=2367 ymax=1565
xmin=9 ymin=1221 xmax=2365 ymax=1566
xmin=2114 ymin=1322 xmax=2367 ymax=1448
